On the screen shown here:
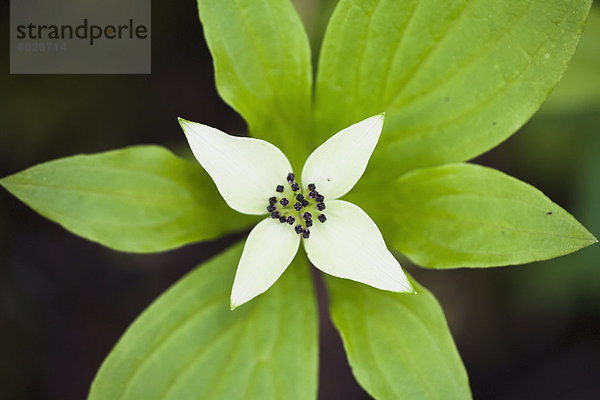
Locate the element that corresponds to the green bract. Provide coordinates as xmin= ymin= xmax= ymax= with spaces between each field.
xmin=1 ymin=0 xmax=597 ymax=398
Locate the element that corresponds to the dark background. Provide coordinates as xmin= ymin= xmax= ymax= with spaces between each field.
xmin=1 ymin=1 xmax=599 ymax=399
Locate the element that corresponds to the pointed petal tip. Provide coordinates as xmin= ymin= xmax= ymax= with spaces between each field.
xmin=405 ymin=285 xmax=418 ymax=295
xmin=177 ymin=117 xmax=191 ymax=128
xmin=230 ymin=292 xmax=248 ymax=311
xmin=401 ymin=274 xmax=416 ymax=294
xmin=177 ymin=117 xmax=190 ymax=131
xmin=387 ymin=278 xmax=415 ymax=294
xmin=373 ymin=112 xmax=385 ymax=122
xmin=364 ymin=113 xmax=385 ymax=126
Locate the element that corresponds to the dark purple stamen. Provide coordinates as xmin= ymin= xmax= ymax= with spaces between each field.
xmin=272 ymin=177 xmax=327 ymax=239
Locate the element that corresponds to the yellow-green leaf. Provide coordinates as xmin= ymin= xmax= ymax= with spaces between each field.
xmin=197 ymin=0 xmax=313 ymax=171
xmin=327 ymin=274 xmax=471 ymax=399
xmin=89 ymin=244 xmax=318 ymax=400
xmin=348 ymin=163 xmax=597 ymax=268
xmin=315 ymin=0 xmax=592 ymax=181
xmin=1 ymin=146 xmax=256 ymax=253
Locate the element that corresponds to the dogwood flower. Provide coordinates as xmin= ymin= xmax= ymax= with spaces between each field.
xmin=178 ymin=114 xmax=414 ymax=309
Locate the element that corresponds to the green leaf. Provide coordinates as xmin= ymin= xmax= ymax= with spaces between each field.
xmin=196 ymin=0 xmax=313 ymax=171
xmin=315 ymin=0 xmax=592 ymax=180
xmin=1 ymin=146 xmax=256 ymax=253
xmin=89 ymin=243 xmax=318 ymax=400
xmin=347 ymin=163 xmax=597 ymax=269
xmin=326 ymin=274 xmax=470 ymax=399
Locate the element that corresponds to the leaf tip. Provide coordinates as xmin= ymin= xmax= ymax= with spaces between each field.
xmin=579 ymin=226 xmax=598 ymax=246
xmin=0 ymin=174 xmax=16 ymax=192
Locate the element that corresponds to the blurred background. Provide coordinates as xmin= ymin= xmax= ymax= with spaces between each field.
xmin=1 ymin=1 xmax=599 ymax=399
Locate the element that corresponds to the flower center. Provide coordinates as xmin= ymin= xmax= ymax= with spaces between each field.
xmin=266 ymin=173 xmax=327 ymax=239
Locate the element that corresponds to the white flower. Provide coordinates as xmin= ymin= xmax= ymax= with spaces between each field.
xmin=179 ymin=114 xmax=414 ymax=309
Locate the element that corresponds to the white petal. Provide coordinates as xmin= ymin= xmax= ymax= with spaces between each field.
xmin=301 ymin=114 xmax=384 ymax=199
xmin=179 ymin=118 xmax=293 ymax=215
xmin=304 ymin=200 xmax=413 ymax=293
xmin=231 ymin=218 xmax=300 ymax=309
